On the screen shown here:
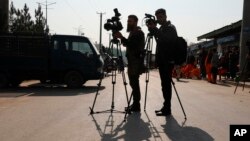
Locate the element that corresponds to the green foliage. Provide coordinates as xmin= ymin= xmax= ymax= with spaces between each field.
xmin=33 ymin=5 xmax=47 ymax=33
xmin=9 ymin=2 xmax=48 ymax=33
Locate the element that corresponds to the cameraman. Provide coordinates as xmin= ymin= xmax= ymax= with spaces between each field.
xmin=147 ymin=9 xmax=178 ymax=116
xmin=114 ymin=15 xmax=145 ymax=112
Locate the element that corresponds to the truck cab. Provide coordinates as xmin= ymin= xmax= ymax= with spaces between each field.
xmin=49 ymin=35 xmax=104 ymax=87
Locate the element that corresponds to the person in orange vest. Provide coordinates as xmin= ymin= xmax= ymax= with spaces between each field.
xmin=205 ymin=49 xmax=213 ymax=82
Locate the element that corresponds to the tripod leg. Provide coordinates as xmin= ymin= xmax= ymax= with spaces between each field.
xmin=110 ymin=66 xmax=117 ymax=112
xmin=234 ymin=58 xmax=248 ymax=94
xmin=243 ymin=79 xmax=246 ymax=91
xmin=121 ymin=70 xmax=129 ymax=105
xmin=90 ymin=78 xmax=103 ymax=114
xmin=144 ymin=71 xmax=149 ymax=110
xmin=171 ymin=79 xmax=187 ymax=120
xmin=144 ymin=35 xmax=153 ymax=111
xmin=124 ymin=93 xmax=133 ymax=122
xmin=234 ymin=81 xmax=240 ymax=94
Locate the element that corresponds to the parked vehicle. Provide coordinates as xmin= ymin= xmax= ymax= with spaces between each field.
xmin=0 ymin=33 xmax=104 ymax=88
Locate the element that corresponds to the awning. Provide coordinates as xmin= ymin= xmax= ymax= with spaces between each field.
xmin=197 ymin=20 xmax=242 ymax=41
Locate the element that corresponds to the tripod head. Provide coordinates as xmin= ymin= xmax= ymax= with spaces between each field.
xmin=111 ymin=38 xmax=120 ymax=44
xmin=147 ymin=32 xmax=154 ymax=38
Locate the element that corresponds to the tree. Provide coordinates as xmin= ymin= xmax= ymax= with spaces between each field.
xmin=9 ymin=1 xmax=16 ymax=32
xmin=9 ymin=2 xmax=48 ymax=33
xmin=33 ymin=5 xmax=47 ymax=33
xmin=20 ymin=4 xmax=34 ymax=32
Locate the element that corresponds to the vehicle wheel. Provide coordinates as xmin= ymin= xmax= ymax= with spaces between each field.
xmin=10 ymin=79 xmax=22 ymax=87
xmin=64 ymin=71 xmax=84 ymax=88
xmin=0 ymin=73 xmax=9 ymax=88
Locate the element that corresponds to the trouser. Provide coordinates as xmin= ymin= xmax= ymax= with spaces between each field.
xmin=175 ymin=65 xmax=181 ymax=79
xmin=158 ymin=63 xmax=174 ymax=111
xmin=211 ymin=67 xmax=218 ymax=83
xmin=200 ymin=63 xmax=206 ymax=78
xmin=128 ymin=74 xmax=141 ymax=105
xmin=229 ymin=65 xmax=238 ymax=79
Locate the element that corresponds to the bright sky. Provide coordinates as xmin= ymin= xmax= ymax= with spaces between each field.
xmin=11 ymin=0 xmax=243 ymax=47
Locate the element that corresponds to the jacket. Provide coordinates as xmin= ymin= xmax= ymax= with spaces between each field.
xmin=151 ymin=21 xmax=178 ymax=66
xmin=121 ymin=27 xmax=145 ymax=75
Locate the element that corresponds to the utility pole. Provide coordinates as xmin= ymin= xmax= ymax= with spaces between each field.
xmin=97 ymin=12 xmax=105 ymax=53
xmin=37 ymin=0 xmax=56 ymax=29
xmin=73 ymin=25 xmax=84 ymax=36
xmin=239 ymin=0 xmax=250 ymax=74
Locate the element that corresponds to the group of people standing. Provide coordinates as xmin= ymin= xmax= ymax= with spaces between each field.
xmin=199 ymin=46 xmax=239 ymax=84
xmin=114 ymin=8 xmax=177 ymax=116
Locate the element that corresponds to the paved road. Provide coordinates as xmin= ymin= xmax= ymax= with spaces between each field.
xmin=0 ymin=70 xmax=249 ymax=141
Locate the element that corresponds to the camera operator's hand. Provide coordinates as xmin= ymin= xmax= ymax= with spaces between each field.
xmin=113 ymin=32 xmax=123 ymax=39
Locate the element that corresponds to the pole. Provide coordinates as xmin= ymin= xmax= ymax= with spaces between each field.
xmin=109 ymin=33 xmax=111 ymax=44
xmin=46 ymin=0 xmax=48 ymax=28
xmin=239 ymin=0 xmax=250 ymax=75
xmin=0 ymin=0 xmax=9 ymax=32
xmin=37 ymin=0 xmax=56 ymax=30
xmin=97 ymin=12 xmax=105 ymax=53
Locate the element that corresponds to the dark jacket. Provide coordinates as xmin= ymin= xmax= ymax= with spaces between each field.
xmin=121 ymin=27 xmax=145 ymax=75
xmin=151 ymin=21 xmax=178 ymax=66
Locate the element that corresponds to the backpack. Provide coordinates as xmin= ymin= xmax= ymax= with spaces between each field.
xmin=174 ymin=37 xmax=187 ymax=65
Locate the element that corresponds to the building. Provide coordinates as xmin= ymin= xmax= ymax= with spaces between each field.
xmin=189 ymin=20 xmax=242 ymax=56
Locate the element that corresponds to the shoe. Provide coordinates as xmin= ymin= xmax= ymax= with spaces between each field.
xmin=155 ymin=108 xmax=171 ymax=116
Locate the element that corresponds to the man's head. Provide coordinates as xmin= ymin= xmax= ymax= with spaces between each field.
xmin=155 ymin=8 xmax=167 ymax=25
xmin=127 ymin=15 xmax=138 ymax=32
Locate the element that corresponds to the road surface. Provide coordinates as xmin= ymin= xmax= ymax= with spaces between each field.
xmin=0 ymin=70 xmax=250 ymax=141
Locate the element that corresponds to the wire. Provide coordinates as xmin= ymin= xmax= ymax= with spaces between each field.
xmin=62 ymin=0 xmax=87 ymax=23
xmin=87 ymin=0 xmax=99 ymax=12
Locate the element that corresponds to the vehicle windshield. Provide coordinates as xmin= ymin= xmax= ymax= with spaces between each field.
xmin=89 ymin=39 xmax=100 ymax=55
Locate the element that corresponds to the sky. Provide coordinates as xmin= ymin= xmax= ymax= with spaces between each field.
xmin=11 ymin=0 xmax=244 ymax=47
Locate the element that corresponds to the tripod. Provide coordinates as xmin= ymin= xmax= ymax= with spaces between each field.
xmin=234 ymin=56 xmax=249 ymax=94
xmin=123 ymin=33 xmax=154 ymax=121
xmin=144 ymin=34 xmax=154 ymax=110
xmin=171 ymin=78 xmax=187 ymax=120
xmin=89 ymin=38 xmax=129 ymax=114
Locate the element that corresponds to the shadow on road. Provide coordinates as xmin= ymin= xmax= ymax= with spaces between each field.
xmin=215 ymin=82 xmax=232 ymax=87
xmin=0 ymin=84 xmax=105 ymax=97
xmin=162 ymin=116 xmax=214 ymax=141
xmin=90 ymin=113 xmax=161 ymax=141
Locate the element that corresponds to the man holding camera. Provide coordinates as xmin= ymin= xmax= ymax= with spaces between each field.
xmin=147 ymin=9 xmax=178 ymax=116
xmin=114 ymin=15 xmax=145 ymax=112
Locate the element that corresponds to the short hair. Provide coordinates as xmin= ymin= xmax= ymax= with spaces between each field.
xmin=128 ymin=15 xmax=138 ymax=22
xmin=155 ymin=8 xmax=166 ymax=16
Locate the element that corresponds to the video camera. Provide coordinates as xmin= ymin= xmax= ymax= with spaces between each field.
xmin=145 ymin=13 xmax=157 ymax=25
xmin=104 ymin=8 xmax=123 ymax=32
